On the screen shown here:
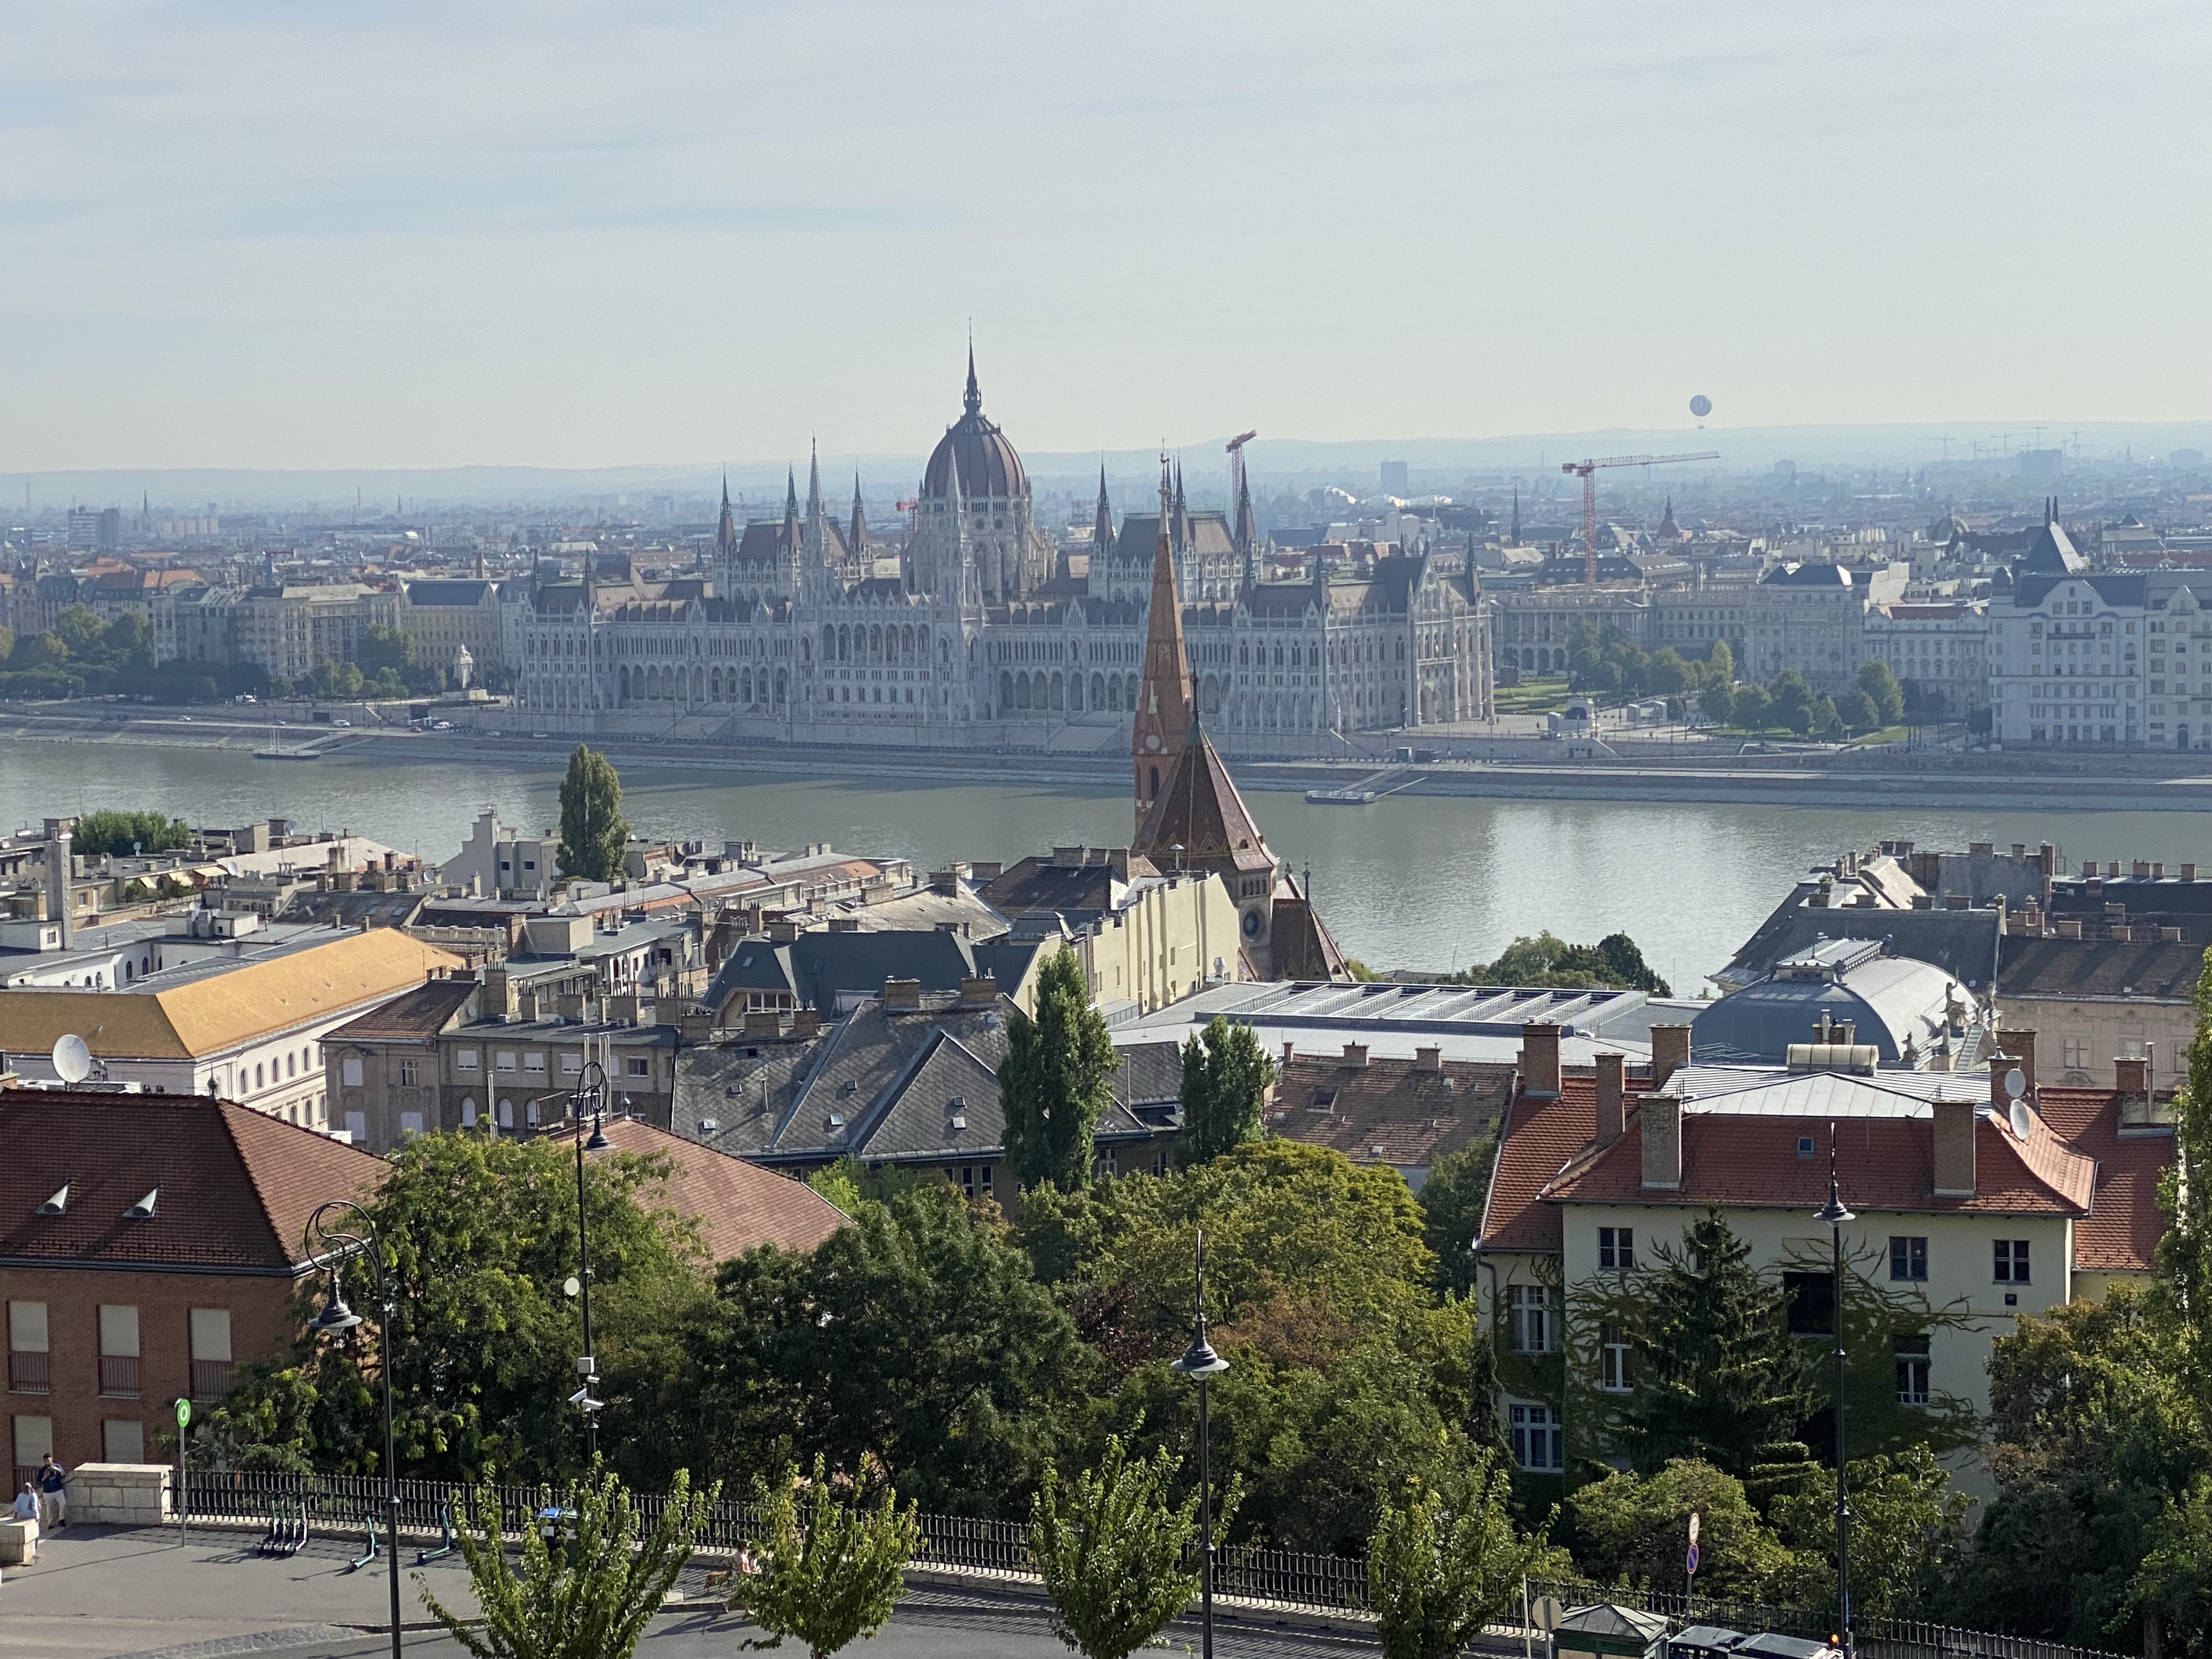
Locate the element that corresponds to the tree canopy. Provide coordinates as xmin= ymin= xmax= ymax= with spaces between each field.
xmin=556 ymin=745 xmax=629 ymax=883
xmin=1001 ymin=946 xmax=1118 ymax=1192
xmin=72 ymin=809 xmax=191 ymax=856
xmin=1175 ymin=1015 xmax=1274 ymax=1167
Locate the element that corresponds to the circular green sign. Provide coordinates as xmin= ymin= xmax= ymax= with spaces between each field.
xmin=175 ymin=1397 xmax=192 ymax=1429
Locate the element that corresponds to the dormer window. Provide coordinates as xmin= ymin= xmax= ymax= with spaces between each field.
xmin=37 ymin=1184 xmax=68 ymax=1216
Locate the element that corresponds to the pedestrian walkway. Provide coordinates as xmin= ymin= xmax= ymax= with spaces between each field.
xmin=0 ymin=1523 xmax=1383 ymax=1659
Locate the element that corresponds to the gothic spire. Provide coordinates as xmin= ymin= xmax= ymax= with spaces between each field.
xmin=1093 ymin=464 xmax=1114 ymax=557
xmin=1171 ymin=459 xmax=1190 ymax=551
xmin=716 ymin=472 xmax=736 ymax=553
xmin=849 ymin=472 xmax=868 ymax=555
xmin=1132 ymin=455 xmax=1194 ymax=831
xmin=807 ymin=439 xmax=824 ymax=521
xmin=963 ymin=342 xmax=981 ymax=417
xmin=1510 ymin=486 xmax=1521 ymax=544
xmin=784 ymin=466 xmax=799 ymax=522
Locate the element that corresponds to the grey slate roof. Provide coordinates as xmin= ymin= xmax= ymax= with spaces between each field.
xmin=1691 ymin=949 xmax=1974 ymax=1065
xmin=703 ymin=928 xmax=995 ymax=1016
xmin=1719 ymin=896 xmax=2002 ymax=991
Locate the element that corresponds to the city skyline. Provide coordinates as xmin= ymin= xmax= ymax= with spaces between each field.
xmin=5 ymin=1 xmax=2208 ymax=472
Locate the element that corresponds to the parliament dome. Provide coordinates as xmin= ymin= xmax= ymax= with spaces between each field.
xmin=922 ymin=352 xmax=1028 ymax=501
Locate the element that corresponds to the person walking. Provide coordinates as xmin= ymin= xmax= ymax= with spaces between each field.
xmin=36 ymin=1454 xmax=66 ymax=1528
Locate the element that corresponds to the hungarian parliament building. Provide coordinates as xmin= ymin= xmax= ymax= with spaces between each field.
xmin=511 ymin=358 xmax=1493 ymax=752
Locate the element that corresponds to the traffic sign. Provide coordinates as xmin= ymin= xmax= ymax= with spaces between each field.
xmin=175 ymin=1397 xmax=192 ymax=1430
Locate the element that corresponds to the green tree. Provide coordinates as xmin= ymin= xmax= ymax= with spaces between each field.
xmin=1952 ymin=1284 xmax=2202 ymax=1644
xmin=1697 ymin=678 xmax=1736 ymax=727
xmin=1031 ymin=1435 xmax=1230 ymax=1659
xmin=1571 ymin=1458 xmax=1787 ymax=1599
xmin=1770 ymin=1447 xmax=1969 ymax=1621
xmin=1176 ymin=1015 xmax=1274 ymax=1168
xmin=1418 ymin=1142 xmax=1496 ymax=1297
xmin=102 ymin=612 xmax=153 ymax=665
xmin=54 ymin=603 xmax=105 ymax=658
xmin=0 ymin=622 xmax=13 ymax=661
xmin=681 ymin=1183 xmax=1087 ymax=1513
xmin=2134 ymin=1472 xmax=2212 ymax=1656
xmin=1616 ymin=1211 xmax=1814 ymax=1479
xmin=2160 ymin=949 xmax=2212 ymax=1390
xmin=1857 ymin=660 xmax=1905 ymax=726
xmin=1001 ymin=945 xmax=1118 ymax=1192
xmin=1369 ymin=1450 xmax=1559 ymax=1659
xmin=731 ymin=1453 xmax=921 ymax=1659
xmin=204 ymin=1133 xmax=703 ymax=1485
xmin=72 ymin=809 xmax=191 ymax=856
xmin=1453 ymin=932 xmax=1669 ymax=996
xmin=1730 ymin=682 xmax=1771 ymax=730
xmin=14 ymin=630 xmax=70 ymax=669
xmin=1705 ymin=639 xmax=1734 ymax=685
xmin=421 ymin=1463 xmax=710 ymax=1659
xmin=1808 ymin=693 xmax=1842 ymax=740
xmin=357 ymin=622 xmax=414 ymax=678
xmin=1837 ymin=687 xmax=1881 ymax=735
xmin=556 ymin=744 xmax=629 ymax=882
xmin=308 ymin=657 xmax=364 ymax=699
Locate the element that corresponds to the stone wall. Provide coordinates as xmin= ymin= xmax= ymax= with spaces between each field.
xmin=65 ymin=1462 xmax=172 ymax=1526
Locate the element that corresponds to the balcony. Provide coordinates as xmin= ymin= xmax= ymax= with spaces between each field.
xmin=99 ymin=1354 xmax=141 ymax=1398
xmin=190 ymin=1359 xmax=235 ymax=1402
xmin=8 ymin=1350 xmax=49 ymax=1394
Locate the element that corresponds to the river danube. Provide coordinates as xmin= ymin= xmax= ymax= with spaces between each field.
xmin=7 ymin=740 xmax=2209 ymax=995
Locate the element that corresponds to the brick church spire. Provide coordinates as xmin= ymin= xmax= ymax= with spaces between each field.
xmin=716 ymin=473 xmax=736 ymax=554
xmin=1132 ymin=455 xmax=1192 ymax=830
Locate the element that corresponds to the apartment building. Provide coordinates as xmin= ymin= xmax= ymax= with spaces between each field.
xmin=3 ymin=1090 xmax=382 ymax=1477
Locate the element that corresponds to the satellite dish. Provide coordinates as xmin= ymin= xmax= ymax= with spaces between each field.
xmin=2010 ymin=1099 xmax=2033 ymax=1141
xmin=2003 ymin=1066 xmax=2027 ymax=1099
xmin=1689 ymin=394 xmax=1713 ymax=419
xmin=53 ymin=1034 xmax=92 ymax=1085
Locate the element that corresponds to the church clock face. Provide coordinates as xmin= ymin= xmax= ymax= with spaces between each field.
xmin=1144 ymin=735 xmax=1160 ymax=751
xmin=1241 ymin=907 xmax=1263 ymax=939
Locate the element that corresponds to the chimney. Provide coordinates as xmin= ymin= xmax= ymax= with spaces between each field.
xmin=1649 ymin=1024 xmax=1690 ymax=1091
xmin=1282 ymin=1040 xmax=1295 ymax=1064
xmin=2185 ymin=864 xmax=2199 ymax=883
xmin=1934 ymin=1094 xmax=1976 ymax=1197
xmin=1595 ymin=1052 xmax=1625 ymax=1145
xmin=1342 ymin=1042 xmax=1369 ymax=1068
xmin=2132 ymin=861 xmax=2150 ymax=878
xmin=1520 ymin=1022 xmax=1561 ymax=1098
xmin=958 ymin=974 xmax=997 ymax=1008
xmin=2115 ymin=1055 xmax=2150 ymax=1097
xmin=1639 ymin=1094 xmax=1681 ymax=1189
xmin=827 ymin=917 xmax=861 ymax=932
xmin=765 ymin=919 xmax=803 ymax=943
xmin=882 ymin=977 xmax=922 ymax=1012
xmin=1996 ymin=1030 xmax=2038 ymax=1096
xmin=46 ymin=829 xmax=72 ymax=951
xmin=743 ymin=1011 xmax=782 ymax=1037
xmin=1414 ymin=1045 xmax=1443 ymax=1073
xmin=792 ymin=1008 xmax=822 ymax=1039
xmin=679 ymin=1009 xmax=713 ymax=1042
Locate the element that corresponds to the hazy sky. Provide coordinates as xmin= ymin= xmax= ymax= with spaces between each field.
xmin=4 ymin=1 xmax=2206 ymax=471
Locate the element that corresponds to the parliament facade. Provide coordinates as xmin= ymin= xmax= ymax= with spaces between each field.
xmin=512 ymin=357 xmax=1492 ymax=752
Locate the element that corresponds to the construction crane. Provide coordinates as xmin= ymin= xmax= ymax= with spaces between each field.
xmin=1561 ymin=451 xmax=1720 ymax=584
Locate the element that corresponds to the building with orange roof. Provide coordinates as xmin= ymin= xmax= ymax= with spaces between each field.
xmin=1476 ymin=1020 xmax=2171 ymax=1488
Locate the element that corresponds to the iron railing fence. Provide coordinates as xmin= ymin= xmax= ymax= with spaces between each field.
xmin=181 ymin=1468 xmax=1370 ymax=1611
xmin=1525 ymin=1580 xmax=2131 ymax=1659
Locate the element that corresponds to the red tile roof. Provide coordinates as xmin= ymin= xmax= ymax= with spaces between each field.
xmin=1479 ymin=1075 xmax=1596 ymax=1253
xmin=545 ymin=1116 xmax=845 ymax=1260
xmin=2034 ymin=1086 xmax=2174 ymax=1273
xmin=0 ymin=1088 xmax=385 ymax=1274
xmin=1542 ymin=1104 xmax=2094 ymax=1217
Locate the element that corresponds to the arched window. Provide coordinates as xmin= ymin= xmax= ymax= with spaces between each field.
xmin=460 ymin=1098 xmax=478 ymax=1127
xmin=496 ymin=1098 xmax=514 ymax=1128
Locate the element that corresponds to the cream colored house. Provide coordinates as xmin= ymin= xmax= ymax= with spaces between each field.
xmin=1477 ymin=1024 xmax=2171 ymax=1489
xmin=976 ymin=847 xmax=1243 ymax=1015
xmin=0 ymin=928 xmax=462 ymax=1130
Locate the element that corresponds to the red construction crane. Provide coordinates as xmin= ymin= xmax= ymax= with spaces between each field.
xmin=1561 ymin=450 xmax=1719 ymax=584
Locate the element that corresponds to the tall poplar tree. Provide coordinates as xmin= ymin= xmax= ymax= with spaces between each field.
xmin=1175 ymin=1015 xmax=1274 ymax=1167
xmin=1001 ymin=946 xmax=1117 ymax=1192
xmin=557 ymin=744 xmax=629 ymax=882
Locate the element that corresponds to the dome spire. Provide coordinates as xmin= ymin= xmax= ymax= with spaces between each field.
xmin=963 ymin=337 xmax=981 ymax=417
xmin=1094 ymin=462 xmax=1114 ymax=555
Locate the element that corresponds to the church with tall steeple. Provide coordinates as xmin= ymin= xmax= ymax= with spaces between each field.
xmin=510 ymin=351 xmax=1489 ymax=760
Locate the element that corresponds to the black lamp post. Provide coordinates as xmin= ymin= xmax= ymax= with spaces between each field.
xmin=1814 ymin=1125 xmax=1856 ymax=1659
xmin=569 ymin=1060 xmax=610 ymax=1463
xmin=1170 ymin=1228 xmax=1230 ymax=1659
xmin=305 ymin=1199 xmax=403 ymax=1659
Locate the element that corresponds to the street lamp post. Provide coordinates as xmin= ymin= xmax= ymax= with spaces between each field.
xmin=1170 ymin=1229 xmax=1231 ymax=1659
xmin=304 ymin=1199 xmax=403 ymax=1659
xmin=1814 ymin=1125 xmax=1857 ymax=1659
xmin=569 ymin=1060 xmax=610 ymax=1464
